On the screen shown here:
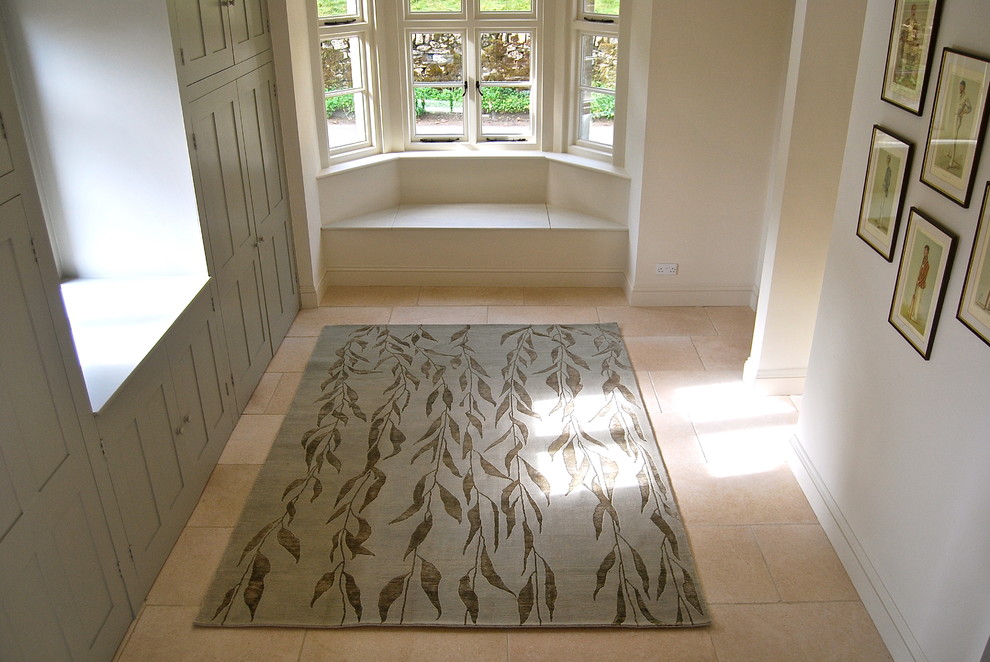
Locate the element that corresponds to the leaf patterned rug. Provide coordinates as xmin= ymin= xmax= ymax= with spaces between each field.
xmin=197 ymin=324 xmax=710 ymax=629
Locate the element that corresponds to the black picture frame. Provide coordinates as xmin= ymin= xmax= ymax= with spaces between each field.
xmin=889 ymin=208 xmax=956 ymax=359
xmin=920 ymin=48 xmax=990 ymax=207
xmin=856 ymin=126 xmax=913 ymax=261
xmin=957 ymin=183 xmax=990 ymax=348
xmin=881 ymin=0 xmax=942 ymax=115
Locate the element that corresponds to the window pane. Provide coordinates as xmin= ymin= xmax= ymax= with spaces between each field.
xmin=317 ymin=0 xmax=358 ymax=17
xmin=581 ymin=35 xmax=617 ymax=90
xmin=322 ymin=37 xmax=360 ymax=92
xmin=579 ymin=90 xmax=614 ymax=146
xmin=480 ymin=0 xmax=532 ymax=11
xmin=481 ymin=32 xmax=531 ymax=82
xmin=583 ymin=0 xmax=619 ymax=15
xmin=411 ymin=33 xmax=463 ymax=83
xmin=414 ymin=87 xmax=464 ymax=136
xmin=409 ymin=0 xmax=462 ymax=12
xmin=481 ymin=87 xmax=530 ymax=136
xmin=326 ymin=93 xmax=367 ymax=148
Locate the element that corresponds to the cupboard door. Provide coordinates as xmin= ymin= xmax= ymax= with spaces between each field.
xmin=216 ymin=250 xmax=272 ymax=411
xmin=166 ymin=284 xmax=235 ymax=484
xmin=0 ymin=111 xmax=13 ymax=184
xmin=0 ymin=197 xmax=131 ymax=662
xmin=94 ymin=348 xmax=200 ymax=602
xmin=238 ymin=62 xmax=298 ymax=342
xmin=188 ymin=82 xmax=255 ymax=277
xmin=229 ymin=0 xmax=271 ymax=64
xmin=171 ymin=0 xmax=234 ymax=85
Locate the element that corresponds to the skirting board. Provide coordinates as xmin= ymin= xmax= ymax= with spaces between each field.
xmin=787 ymin=434 xmax=928 ymax=662
xmin=626 ymin=284 xmax=757 ymax=308
xmin=320 ymin=268 xmax=628 ymax=289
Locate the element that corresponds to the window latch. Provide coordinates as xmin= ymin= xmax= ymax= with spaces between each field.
xmin=420 ymin=137 xmax=461 ymax=143
xmin=582 ymin=16 xmax=616 ymax=24
xmin=323 ymin=17 xmax=357 ymax=26
xmin=462 ymin=81 xmax=468 ymax=97
xmin=475 ymin=81 xmax=486 ymax=97
xmin=485 ymin=137 xmax=528 ymax=142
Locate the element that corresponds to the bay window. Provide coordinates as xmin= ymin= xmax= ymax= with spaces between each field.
xmin=314 ymin=1 xmax=624 ymax=160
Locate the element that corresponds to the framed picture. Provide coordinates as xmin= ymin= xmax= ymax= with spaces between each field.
xmin=957 ymin=183 xmax=990 ymax=347
xmin=856 ymin=126 xmax=913 ymax=260
xmin=881 ymin=0 xmax=942 ymax=114
xmin=920 ymin=48 xmax=990 ymax=207
xmin=889 ymin=208 xmax=956 ymax=359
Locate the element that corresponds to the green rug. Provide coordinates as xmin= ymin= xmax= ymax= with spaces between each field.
xmin=197 ymin=324 xmax=709 ymax=628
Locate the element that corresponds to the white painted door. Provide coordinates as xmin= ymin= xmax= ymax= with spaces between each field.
xmin=0 ymin=197 xmax=132 ymax=661
xmin=238 ymin=61 xmax=298 ymax=343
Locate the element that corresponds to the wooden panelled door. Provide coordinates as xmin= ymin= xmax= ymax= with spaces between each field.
xmin=0 ymin=197 xmax=132 ymax=662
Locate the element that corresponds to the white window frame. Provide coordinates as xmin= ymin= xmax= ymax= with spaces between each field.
xmin=397 ymin=1 xmax=541 ymax=150
xmin=568 ymin=0 xmax=621 ymax=160
xmin=316 ymin=1 xmax=380 ymax=163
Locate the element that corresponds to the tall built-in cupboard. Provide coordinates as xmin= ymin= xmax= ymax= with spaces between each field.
xmin=0 ymin=0 xmax=298 ymax=658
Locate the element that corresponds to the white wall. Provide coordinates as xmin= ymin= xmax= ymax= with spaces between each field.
xmin=625 ymin=0 xmax=794 ymax=307
xmin=271 ymin=0 xmax=324 ymax=307
xmin=745 ymin=0 xmax=867 ymax=394
xmin=1 ymin=0 xmax=205 ymax=279
xmin=798 ymin=0 xmax=990 ymax=659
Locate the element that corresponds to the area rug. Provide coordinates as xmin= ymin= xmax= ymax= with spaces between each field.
xmin=197 ymin=324 xmax=709 ymax=628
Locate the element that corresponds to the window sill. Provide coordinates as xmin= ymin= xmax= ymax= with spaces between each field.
xmin=322 ymin=203 xmax=627 ymax=230
xmin=60 ymin=275 xmax=209 ymax=412
xmin=318 ymin=150 xmax=629 ymax=179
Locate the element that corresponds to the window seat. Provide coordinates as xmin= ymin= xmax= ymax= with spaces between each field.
xmin=59 ymin=276 xmax=209 ymax=411
xmin=317 ymin=153 xmax=631 ymax=289
xmin=323 ymin=203 xmax=626 ymax=231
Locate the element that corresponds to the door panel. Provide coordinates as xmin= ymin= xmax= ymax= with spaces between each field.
xmin=188 ymin=82 xmax=254 ymax=275
xmin=229 ymin=0 xmax=271 ymax=64
xmin=217 ymin=252 xmax=272 ymax=411
xmin=238 ymin=62 xmax=299 ymax=343
xmin=172 ymin=0 xmax=234 ymax=85
xmin=167 ymin=285 xmax=235 ymax=478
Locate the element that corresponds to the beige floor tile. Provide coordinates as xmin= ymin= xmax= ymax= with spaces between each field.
xmin=666 ymin=463 xmax=817 ymax=526
xmin=691 ymin=335 xmax=753 ymax=371
xmin=708 ymin=602 xmax=892 ymax=662
xmin=688 ymin=526 xmax=779 ymax=604
xmin=186 ymin=464 xmax=261 ymax=528
xmin=624 ymin=336 xmax=705 ymax=371
xmin=647 ymin=410 xmax=706 ymax=466
xmin=218 ymin=414 xmax=285 ymax=464
xmin=389 ymin=305 xmax=489 ymax=325
xmin=269 ymin=336 xmax=319 ymax=372
xmin=508 ymin=628 xmax=718 ymax=662
xmin=115 ymin=606 xmax=305 ymax=662
xmin=145 ymin=527 xmax=232 ymax=607
xmin=300 ymin=628 xmax=508 ymax=662
xmin=264 ymin=372 xmax=304 ymax=414
xmin=486 ymin=305 xmax=600 ymax=325
xmin=647 ymin=371 xmax=792 ymax=421
xmin=419 ymin=286 xmax=526 ymax=305
xmin=598 ymin=307 xmax=717 ymax=337
xmin=320 ymin=286 xmax=420 ymax=307
xmin=693 ymin=411 xmax=798 ymax=478
xmin=704 ymin=307 xmax=756 ymax=338
xmin=754 ymin=525 xmax=859 ymax=602
xmin=243 ymin=372 xmax=281 ymax=414
xmin=287 ymin=306 xmax=392 ymax=335
xmin=523 ymin=287 xmax=627 ymax=306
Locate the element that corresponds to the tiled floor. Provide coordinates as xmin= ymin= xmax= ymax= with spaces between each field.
xmin=113 ymin=287 xmax=892 ymax=662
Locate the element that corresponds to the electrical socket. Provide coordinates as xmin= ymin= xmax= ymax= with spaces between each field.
xmin=655 ymin=263 xmax=678 ymax=275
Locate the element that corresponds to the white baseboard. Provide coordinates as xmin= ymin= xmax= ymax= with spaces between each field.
xmin=322 ymin=267 xmax=628 ymax=288
xmin=787 ymin=434 xmax=928 ymax=662
xmin=627 ymin=285 xmax=755 ymax=307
